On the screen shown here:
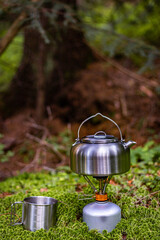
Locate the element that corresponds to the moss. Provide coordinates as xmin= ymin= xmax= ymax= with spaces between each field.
xmin=0 ymin=145 xmax=160 ymax=239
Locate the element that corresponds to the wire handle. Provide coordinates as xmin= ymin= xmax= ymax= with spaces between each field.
xmin=10 ymin=201 xmax=23 ymax=226
xmin=77 ymin=113 xmax=123 ymax=141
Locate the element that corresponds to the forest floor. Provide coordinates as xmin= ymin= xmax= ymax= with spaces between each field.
xmin=0 ymin=157 xmax=160 ymax=239
xmin=0 ymin=60 xmax=160 ymax=180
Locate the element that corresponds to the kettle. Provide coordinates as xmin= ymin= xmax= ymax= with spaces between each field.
xmin=70 ymin=113 xmax=136 ymax=177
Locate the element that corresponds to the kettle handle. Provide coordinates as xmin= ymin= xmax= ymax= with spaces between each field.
xmin=77 ymin=113 xmax=123 ymax=141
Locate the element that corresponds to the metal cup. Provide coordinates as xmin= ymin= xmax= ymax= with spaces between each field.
xmin=11 ymin=196 xmax=58 ymax=231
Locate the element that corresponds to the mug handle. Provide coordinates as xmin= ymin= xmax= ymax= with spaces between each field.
xmin=10 ymin=201 xmax=23 ymax=225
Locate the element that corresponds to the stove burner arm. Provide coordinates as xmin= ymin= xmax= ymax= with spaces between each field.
xmin=103 ymin=176 xmax=112 ymax=194
xmin=83 ymin=176 xmax=98 ymax=193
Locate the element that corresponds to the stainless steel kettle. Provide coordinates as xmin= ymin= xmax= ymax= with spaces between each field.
xmin=70 ymin=113 xmax=136 ymax=177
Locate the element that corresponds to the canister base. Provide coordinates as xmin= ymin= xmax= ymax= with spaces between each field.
xmin=83 ymin=201 xmax=121 ymax=233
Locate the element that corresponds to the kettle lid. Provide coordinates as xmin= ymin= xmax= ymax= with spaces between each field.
xmin=81 ymin=131 xmax=118 ymax=144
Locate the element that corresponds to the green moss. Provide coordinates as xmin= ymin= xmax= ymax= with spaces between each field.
xmin=0 ymin=144 xmax=160 ymax=239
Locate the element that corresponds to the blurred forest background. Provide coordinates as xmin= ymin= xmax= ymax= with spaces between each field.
xmin=0 ymin=0 xmax=160 ymax=180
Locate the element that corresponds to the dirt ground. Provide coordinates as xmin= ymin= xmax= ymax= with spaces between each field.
xmin=0 ymin=61 xmax=160 ymax=180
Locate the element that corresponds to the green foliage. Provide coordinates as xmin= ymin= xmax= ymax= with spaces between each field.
xmin=80 ymin=0 xmax=160 ymax=72
xmin=0 ymin=143 xmax=160 ymax=239
xmin=0 ymin=33 xmax=23 ymax=92
xmin=47 ymin=128 xmax=73 ymax=157
xmin=131 ymin=141 xmax=160 ymax=165
xmin=18 ymin=142 xmax=34 ymax=163
xmin=114 ymin=1 xmax=160 ymax=46
xmin=0 ymin=134 xmax=14 ymax=163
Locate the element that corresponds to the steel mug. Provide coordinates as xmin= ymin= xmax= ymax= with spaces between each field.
xmin=11 ymin=196 xmax=58 ymax=231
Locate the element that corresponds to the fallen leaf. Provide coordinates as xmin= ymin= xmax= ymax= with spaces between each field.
xmin=127 ymin=177 xmax=135 ymax=187
xmin=0 ymin=192 xmax=12 ymax=198
xmin=75 ymin=183 xmax=87 ymax=192
xmin=110 ymin=180 xmax=117 ymax=185
xmin=40 ymin=188 xmax=48 ymax=192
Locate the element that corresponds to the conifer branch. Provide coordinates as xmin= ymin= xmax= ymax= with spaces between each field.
xmin=0 ymin=11 xmax=27 ymax=56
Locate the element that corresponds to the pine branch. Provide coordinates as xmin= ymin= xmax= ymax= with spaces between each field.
xmin=0 ymin=11 xmax=27 ymax=56
xmin=84 ymin=24 xmax=160 ymax=57
xmin=83 ymin=39 xmax=157 ymax=88
xmin=26 ymin=133 xmax=65 ymax=163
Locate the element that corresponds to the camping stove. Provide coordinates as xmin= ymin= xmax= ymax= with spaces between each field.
xmin=70 ymin=113 xmax=136 ymax=233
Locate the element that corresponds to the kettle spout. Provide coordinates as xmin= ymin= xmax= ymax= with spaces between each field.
xmin=123 ymin=141 xmax=136 ymax=149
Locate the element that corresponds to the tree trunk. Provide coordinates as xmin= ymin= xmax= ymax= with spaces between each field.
xmin=35 ymin=38 xmax=46 ymax=123
xmin=3 ymin=0 xmax=96 ymax=119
